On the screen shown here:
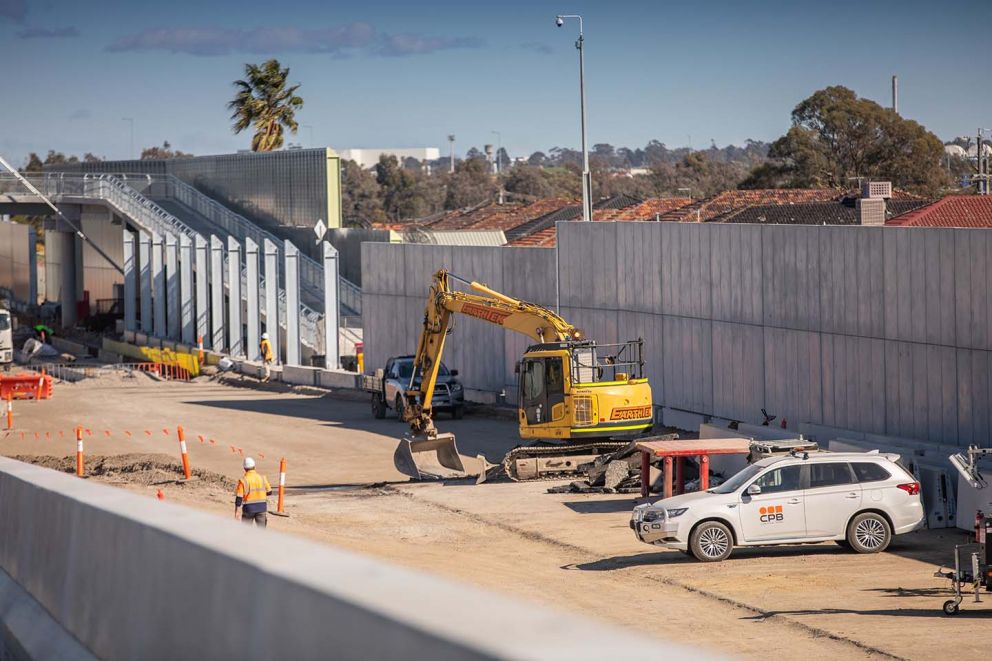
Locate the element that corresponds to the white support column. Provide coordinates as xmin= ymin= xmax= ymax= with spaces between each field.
xmin=284 ymin=240 xmax=300 ymax=366
xmin=194 ymin=235 xmax=210 ymax=348
xmin=165 ymin=235 xmax=180 ymax=340
xmin=227 ymin=236 xmax=242 ymax=357
xmin=138 ymin=231 xmax=152 ymax=333
xmin=179 ymin=234 xmax=195 ymax=344
xmin=123 ymin=230 xmax=137 ymax=332
xmin=27 ymin=226 xmax=37 ymax=305
xmin=244 ymin=237 xmax=260 ymax=361
xmin=210 ymin=235 xmax=225 ymax=352
xmin=263 ymin=239 xmax=280 ymax=364
xmin=152 ymin=233 xmax=165 ymax=338
xmin=322 ymin=241 xmax=340 ymax=370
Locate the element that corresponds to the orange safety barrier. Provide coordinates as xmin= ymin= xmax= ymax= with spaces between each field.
xmin=277 ymin=457 xmax=287 ymax=514
xmin=129 ymin=362 xmax=192 ymax=382
xmin=75 ymin=426 xmax=84 ymax=477
xmin=0 ymin=373 xmax=54 ymax=401
xmin=177 ymin=425 xmax=192 ymax=480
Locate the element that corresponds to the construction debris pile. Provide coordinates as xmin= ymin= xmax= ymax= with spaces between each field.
xmin=547 ymin=435 xmax=679 ymax=495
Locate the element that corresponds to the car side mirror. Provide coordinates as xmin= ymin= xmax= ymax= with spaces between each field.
xmin=747 ymin=484 xmax=762 ymax=496
xmin=450 ymin=369 xmax=459 ymax=377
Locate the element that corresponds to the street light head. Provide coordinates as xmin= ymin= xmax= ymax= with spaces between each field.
xmin=555 ymin=16 xmax=564 ymax=27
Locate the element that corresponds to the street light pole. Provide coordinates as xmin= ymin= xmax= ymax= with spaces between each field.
xmin=122 ymin=117 xmax=134 ymax=159
xmin=556 ymin=14 xmax=591 ymax=222
xmin=447 ymin=134 xmax=456 ymax=173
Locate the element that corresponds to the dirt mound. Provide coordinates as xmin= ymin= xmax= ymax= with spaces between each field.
xmin=12 ymin=453 xmax=236 ymax=490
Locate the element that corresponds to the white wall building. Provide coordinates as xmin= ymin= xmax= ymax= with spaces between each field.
xmin=338 ymin=148 xmax=441 ymax=169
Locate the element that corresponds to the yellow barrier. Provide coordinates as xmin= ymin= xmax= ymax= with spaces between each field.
xmin=102 ymin=339 xmax=201 ymax=377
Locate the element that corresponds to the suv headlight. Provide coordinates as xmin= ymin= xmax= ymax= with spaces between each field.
xmin=666 ymin=508 xmax=688 ymax=518
xmin=641 ymin=509 xmax=666 ymax=523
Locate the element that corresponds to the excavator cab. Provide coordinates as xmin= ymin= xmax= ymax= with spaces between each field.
xmin=517 ymin=339 xmax=652 ymax=441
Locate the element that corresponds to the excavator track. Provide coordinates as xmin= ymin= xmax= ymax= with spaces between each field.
xmin=499 ymin=441 xmax=632 ymax=481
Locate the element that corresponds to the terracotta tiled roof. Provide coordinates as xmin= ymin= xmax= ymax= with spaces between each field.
xmin=595 ymin=197 xmax=693 ymax=221
xmin=886 ymin=196 xmax=992 ymax=227
xmin=658 ymin=189 xmax=847 ymax=222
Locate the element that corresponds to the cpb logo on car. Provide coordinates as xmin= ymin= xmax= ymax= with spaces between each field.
xmin=759 ymin=505 xmax=784 ymax=523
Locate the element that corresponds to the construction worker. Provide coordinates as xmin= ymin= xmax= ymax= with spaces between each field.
xmin=260 ymin=332 xmax=274 ymax=382
xmin=235 ymin=457 xmax=272 ymax=527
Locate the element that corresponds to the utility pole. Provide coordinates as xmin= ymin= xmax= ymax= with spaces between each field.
xmin=891 ymin=75 xmax=898 ymax=114
xmin=556 ymin=15 xmax=591 ymax=222
xmin=447 ymin=135 xmax=456 ymax=173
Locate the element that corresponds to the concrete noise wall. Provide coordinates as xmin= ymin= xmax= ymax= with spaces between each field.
xmin=363 ymin=222 xmax=992 ymax=448
xmin=0 ymin=457 xmax=691 ymax=660
xmin=0 ymin=219 xmax=35 ymax=303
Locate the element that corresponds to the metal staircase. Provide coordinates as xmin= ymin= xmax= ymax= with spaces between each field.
xmin=0 ymin=172 xmax=327 ymax=352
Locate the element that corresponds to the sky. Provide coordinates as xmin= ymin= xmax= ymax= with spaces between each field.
xmin=1 ymin=0 xmax=990 ymax=166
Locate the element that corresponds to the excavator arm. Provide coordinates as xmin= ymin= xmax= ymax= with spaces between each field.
xmin=403 ymin=269 xmax=583 ymax=439
xmin=393 ymin=269 xmax=586 ymax=479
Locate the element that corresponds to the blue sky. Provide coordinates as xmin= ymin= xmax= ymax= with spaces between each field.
xmin=1 ymin=0 xmax=989 ymax=165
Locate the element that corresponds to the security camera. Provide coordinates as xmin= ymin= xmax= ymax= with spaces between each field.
xmin=555 ymin=16 xmax=564 ymax=27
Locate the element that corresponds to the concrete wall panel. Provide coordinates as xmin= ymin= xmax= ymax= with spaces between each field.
xmin=819 ymin=227 xmax=884 ymax=337
xmin=710 ymin=224 xmax=762 ymax=325
xmin=711 ymin=321 xmax=765 ymax=423
xmin=660 ymin=315 xmax=712 ymax=413
xmin=953 ymin=230 xmax=992 ymax=351
xmin=956 ymin=348 xmax=992 ymax=447
xmin=884 ymin=341 xmax=958 ymax=443
xmin=660 ymin=223 xmax=711 ymax=319
xmin=763 ymin=327 xmax=823 ymax=428
xmin=762 ymin=225 xmax=820 ymax=330
xmin=884 ymin=229 xmax=956 ymax=345
xmin=821 ymin=333 xmax=885 ymax=434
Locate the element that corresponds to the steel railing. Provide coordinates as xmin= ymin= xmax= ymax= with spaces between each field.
xmin=137 ymin=174 xmax=362 ymax=316
xmin=0 ymin=172 xmax=324 ymax=351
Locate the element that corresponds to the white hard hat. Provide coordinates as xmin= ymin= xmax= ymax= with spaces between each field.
xmin=261 ymin=332 xmax=269 ymax=340
xmin=243 ymin=457 xmax=256 ymax=470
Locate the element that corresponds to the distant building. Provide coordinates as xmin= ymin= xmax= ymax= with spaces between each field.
xmin=338 ymin=148 xmax=441 ymax=170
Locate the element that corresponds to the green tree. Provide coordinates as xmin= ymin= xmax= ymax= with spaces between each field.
xmin=141 ymin=141 xmax=192 ymax=160
xmin=748 ymin=86 xmax=947 ymax=194
xmin=444 ymin=157 xmax=497 ymax=209
xmin=22 ymin=153 xmax=44 ymax=172
xmin=340 ymin=160 xmax=386 ymax=225
xmin=228 ymin=59 xmax=303 ymax=152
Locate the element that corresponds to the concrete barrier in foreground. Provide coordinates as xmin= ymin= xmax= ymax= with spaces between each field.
xmin=0 ymin=457 xmax=708 ymax=660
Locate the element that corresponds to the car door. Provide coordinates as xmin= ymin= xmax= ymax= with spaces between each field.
xmin=738 ymin=465 xmax=806 ymax=542
xmin=804 ymin=462 xmax=862 ymax=537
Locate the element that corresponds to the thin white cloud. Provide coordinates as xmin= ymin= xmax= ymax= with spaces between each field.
xmin=18 ymin=26 xmax=79 ymax=38
xmin=105 ymin=22 xmax=484 ymax=58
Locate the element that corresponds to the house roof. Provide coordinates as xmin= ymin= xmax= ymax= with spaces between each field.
xmin=886 ymin=196 xmax=992 ymax=227
xmin=721 ymin=199 xmax=931 ymax=225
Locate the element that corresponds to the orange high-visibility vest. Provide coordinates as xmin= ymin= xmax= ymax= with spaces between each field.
xmin=260 ymin=339 xmax=274 ymax=363
xmin=236 ymin=470 xmax=271 ymax=504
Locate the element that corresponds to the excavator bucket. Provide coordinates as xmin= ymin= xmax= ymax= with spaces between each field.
xmin=393 ymin=432 xmax=466 ymax=480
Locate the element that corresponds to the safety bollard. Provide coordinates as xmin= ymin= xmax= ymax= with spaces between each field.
xmin=276 ymin=457 xmax=287 ymax=515
xmin=5 ymin=393 xmax=12 ymax=430
xmin=177 ymin=425 xmax=192 ymax=480
xmin=197 ymin=335 xmax=204 ymax=364
xmin=36 ymin=375 xmax=44 ymax=400
xmin=75 ymin=426 xmax=84 ymax=477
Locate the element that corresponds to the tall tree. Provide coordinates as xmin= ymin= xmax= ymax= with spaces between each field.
xmin=745 ymin=86 xmax=947 ymax=193
xmin=141 ymin=141 xmax=192 ymax=160
xmin=228 ymin=59 xmax=303 ymax=152
xmin=341 ymin=160 xmax=385 ymax=225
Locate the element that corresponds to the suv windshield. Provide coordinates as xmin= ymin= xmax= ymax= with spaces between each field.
xmin=395 ymin=360 xmax=449 ymax=379
xmin=710 ymin=463 xmax=764 ymax=494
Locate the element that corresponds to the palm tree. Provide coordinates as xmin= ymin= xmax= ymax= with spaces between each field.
xmin=228 ymin=59 xmax=304 ymax=152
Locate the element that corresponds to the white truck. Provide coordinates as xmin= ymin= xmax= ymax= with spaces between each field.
xmin=0 ymin=307 xmax=12 ymax=368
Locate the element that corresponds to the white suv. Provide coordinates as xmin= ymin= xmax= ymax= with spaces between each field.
xmin=631 ymin=451 xmax=925 ymax=562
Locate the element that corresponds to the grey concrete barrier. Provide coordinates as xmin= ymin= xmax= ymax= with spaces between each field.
xmin=0 ymin=458 xmax=706 ymax=660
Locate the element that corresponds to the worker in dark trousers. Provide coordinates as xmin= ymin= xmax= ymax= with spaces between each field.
xmin=235 ymin=457 xmax=272 ymax=527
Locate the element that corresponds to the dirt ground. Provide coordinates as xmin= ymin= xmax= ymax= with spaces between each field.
xmin=2 ymin=371 xmax=987 ymax=660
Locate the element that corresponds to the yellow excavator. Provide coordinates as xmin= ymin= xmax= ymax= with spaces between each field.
xmin=394 ymin=269 xmax=653 ymax=481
